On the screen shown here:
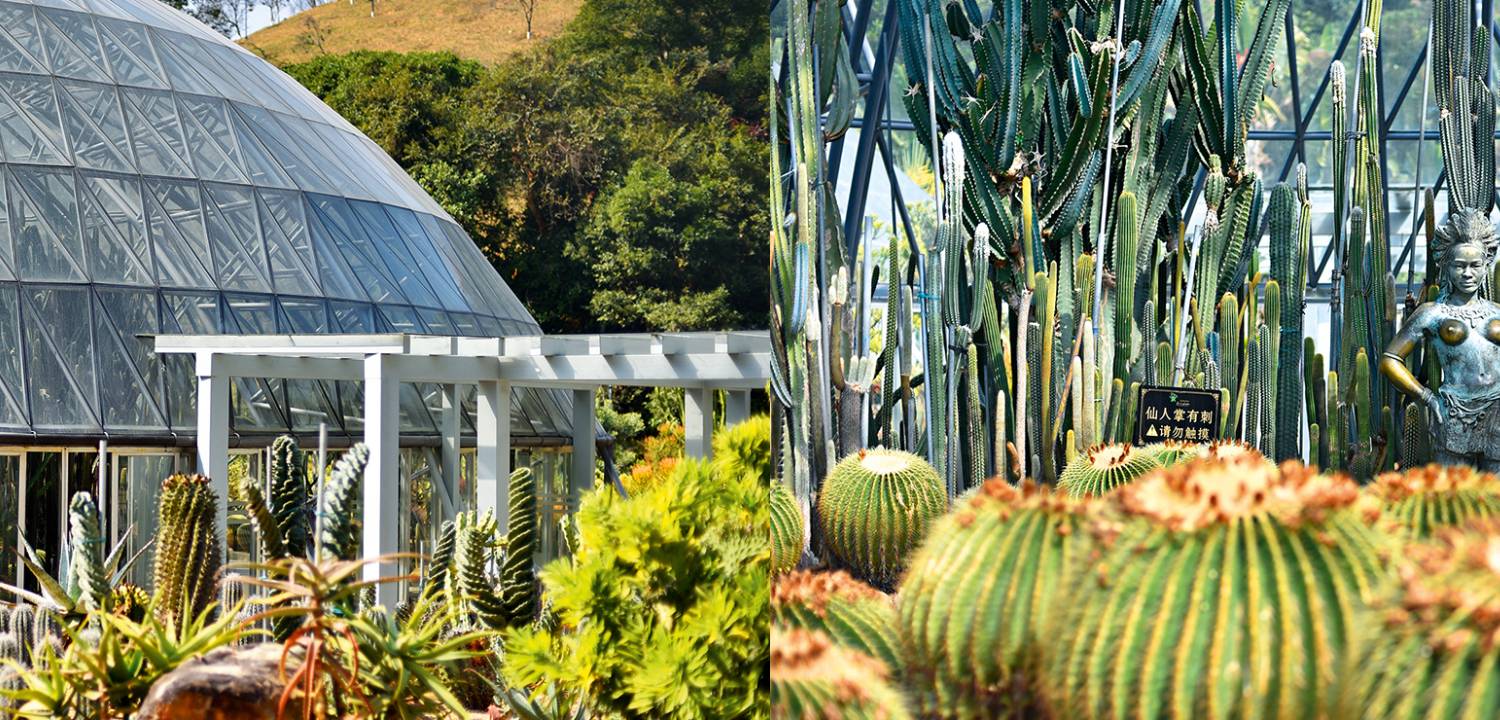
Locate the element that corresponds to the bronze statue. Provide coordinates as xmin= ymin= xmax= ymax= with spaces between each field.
xmin=1380 ymin=209 xmax=1500 ymax=471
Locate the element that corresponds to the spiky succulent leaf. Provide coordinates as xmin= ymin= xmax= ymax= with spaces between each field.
xmin=498 ymin=467 xmax=538 ymax=626
xmin=317 ymin=443 xmax=368 ymax=562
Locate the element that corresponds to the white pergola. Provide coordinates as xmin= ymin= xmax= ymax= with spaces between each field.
xmin=154 ymin=331 xmax=770 ymax=606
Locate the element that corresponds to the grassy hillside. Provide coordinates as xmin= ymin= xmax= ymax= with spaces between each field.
xmin=241 ymin=0 xmax=582 ymax=66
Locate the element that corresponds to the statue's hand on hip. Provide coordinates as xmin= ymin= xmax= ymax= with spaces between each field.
xmin=1423 ymin=389 xmax=1446 ymax=427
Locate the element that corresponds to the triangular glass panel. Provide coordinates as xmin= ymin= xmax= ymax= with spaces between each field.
xmin=36 ymin=8 xmax=110 ymax=83
xmin=230 ymin=103 xmax=338 ymax=195
xmin=417 ymin=308 xmax=451 ymax=335
xmin=299 ymin=121 xmax=387 ymax=201
xmin=92 ymin=288 xmax=165 ymax=429
xmin=56 ymin=79 xmax=132 ymax=173
xmin=22 ymin=286 xmax=100 ymax=429
xmin=384 ymin=206 xmax=468 ymax=312
xmin=305 ymin=200 xmax=371 ymax=301
xmin=0 ymin=74 xmax=69 ymax=165
xmin=224 ymin=293 xmax=274 ymax=333
xmin=0 ymin=284 xmax=29 ymax=427
xmin=202 ymin=184 xmax=269 ymax=292
xmin=329 ymin=300 xmax=373 ymax=332
xmin=225 ymin=103 xmax=293 ymax=189
xmin=95 ymin=18 xmax=166 ymax=89
xmin=277 ymin=297 xmax=328 ymax=333
xmin=145 ymin=28 xmax=217 ymax=96
xmin=175 ymin=95 xmax=247 ymax=184
xmin=309 ymin=196 xmax=406 ymax=303
xmin=144 ymin=178 xmax=215 ymax=289
xmin=287 ymin=377 xmax=341 ymax=433
xmin=256 ymin=189 xmax=319 ymax=295
xmin=8 ymin=166 xmax=86 ymax=281
xmin=449 ymin=312 xmax=479 ymax=336
xmin=375 ymin=304 xmax=425 ymax=334
xmin=397 ymin=383 xmax=437 ymax=434
xmin=119 ymin=88 xmax=189 ymax=177
xmin=181 ymin=42 xmax=258 ymax=108
xmin=211 ymin=46 xmax=295 ymax=116
xmin=0 ymin=5 xmax=46 ymax=74
xmin=78 ymin=172 xmax=151 ymax=284
xmin=0 ymin=175 xmax=13 ymax=282
xmin=349 ymin=201 xmax=440 ymax=308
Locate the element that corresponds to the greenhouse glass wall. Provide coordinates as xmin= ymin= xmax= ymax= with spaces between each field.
xmin=0 ymin=0 xmax=578 ymax=585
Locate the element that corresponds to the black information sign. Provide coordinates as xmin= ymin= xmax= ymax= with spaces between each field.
xmin=1134 ymin=385 xmax=1219 ymax=445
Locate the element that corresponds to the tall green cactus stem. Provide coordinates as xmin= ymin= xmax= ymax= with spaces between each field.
xmin=964 ymin=343 xmax=983 ymax=490
xmin=1268 ymin=181 xmax=1306 ymax=461
xmin=1113 ymin=192 xmax=1139 ymax=382
xmin=237 ymin=466 xmax=287 ymax=561
xmin=1045 ymin=453 xmax=1384 ymax=717
xmin=1218 ymin=293 xmax=1240 ymax=405
xmin=899 ymin=480 xmax=1094 ymax=717
xmin=881 ymin=229 xmax=900 ymax=442
xmin=1263 ymin=282 xmax=1281 ymax=457
xmin=1340 ymin=517 xmax=1500 ymax=719
xmin=1142 ymin=300 xmax=1158 ymax=386
xmin=67 ymin=493 xmax=108 ymax=612
xmin=9 ymin=606 xmax=33 ymax=661
xmin=269 ymin=435 xmax=311 ymax=559
xmin=817 ymin=449 xmax=946 ymax=588
xmin=497 ymin=467 xmax=537 ymax=626
xmin=454 ymin=509 xmax=508 ymax=629
xmin=316 ymin=443 xmax=367 ymax=562
xmin=1353 ymin=349 xmax=1374 ymax=479
xmin=772 ymin=570 xmax=900 ymax=673
xmin=151 ymin=474 xmax=221 ymax=631
xmin=1038 ymin=267 xmax=1058 ymax=482
xmin=1400 ymin=402 xmax=1432 ymax=469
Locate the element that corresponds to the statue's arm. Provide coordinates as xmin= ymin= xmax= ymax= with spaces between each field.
xmin=1380 ymin=303 xmax=1434 ymax=400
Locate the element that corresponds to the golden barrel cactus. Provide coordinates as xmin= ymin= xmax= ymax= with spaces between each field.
xmin=772 ymin=570 xmax=899 ymax=672
xmin=817 ymin=449 xmax=946 ymax=587
xmin=770 ymin=626 xmax=911 ymax=720
xmin=771 ymin=480 xmax=803 ymax=575
xmin=1369 ymin=464 xmax=1500 ymax=539
xmin=1057 ymin=443 xmax=1163 ymax=497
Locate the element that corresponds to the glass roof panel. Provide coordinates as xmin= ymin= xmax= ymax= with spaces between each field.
xmin=0 ymin=283 xmax=27 ymax=427
xmin=175 ymin=94 xmax=249 ymax=184
xmin=0 ymin=74 xmax=70 ymax=165
xmin=118 ymin=87 xmax=190 ymax=176
xmin=78 ymin=171 xmax=151 ymax=284
xmin=56 ymin=79 xmax=133 ymax=172
xmin=144 ymin=176 xmax=214 ymax=289
xmin=37 ymin=7 xmax=111 ymax=83
xmin=8 ymin=165 xmax=85 ymax=281
xmin=202 ymin=182 xmax=270 ymax=293
xmin=92 ymin=286 xmax=164 ymax=428
xmin=94 ymin=17 xmax=165 ymax=89
xmin=24 ymin=284 xmax=100 ymax=428
xmin=0 ymin=4 xmax=47 ymax=75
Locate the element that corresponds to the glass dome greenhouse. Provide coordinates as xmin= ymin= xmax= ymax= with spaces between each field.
xmin=0 ymin=0 xmax=575 ymax=444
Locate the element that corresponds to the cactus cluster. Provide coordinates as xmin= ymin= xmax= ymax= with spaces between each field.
xmin=816 ymin=449 xmax=946 ymax=588
xmin=151 ymin=474 xmax=221 ymax=631
xmin=898 ymin=480 xmax=1093 ymax=717
xmin=1341 ymin=517 xmax=1500 ymax=719
xmin=1369 ymin=465 xmax=1500 ymax=539
xmin=1057 ymin=444 xmax=1162 ymax=497
xmin=424 ymin=468 xmax=539 ymax=630
xmin=1045 ymin=452 xmax=1384 ymax=717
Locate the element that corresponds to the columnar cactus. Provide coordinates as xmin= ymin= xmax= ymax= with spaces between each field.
xmin=1339 ymin=517 xmax=1500 ymax=719
xmin=1369 ymin=465 xmax=1500 ymax=539
xmin=899 ymin=480 xmax=1094 ymax=718
xmin=770 ymin=626 xmax=912 ymax=720
xmin=151 ymin=474 xmax=221 ymax=630
xmin=1044 ymin=453 xmax=1384 ymax=717
xmin=269 ymin=435 xmax=311 ymax=558
xmin=67 ymin=492 xmax=108 ymax=612
xmin=771 ymin=481 xmax=803 ymax=575
xmin=817 ymin=449 xmax=946 ymax=588
xmin=497 ymin=467 xmax=538 ymax=626
xmin=771 ymin=570 xmax=899 ymax=672
xmin=1057 ymin=443 xmax=1164 ymax=497
xmin=316 ymin=443 xmax=368 ymax=561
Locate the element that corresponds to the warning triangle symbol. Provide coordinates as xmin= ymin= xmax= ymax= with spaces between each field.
xmin=1146 ymin=425 xmax=1159 ymax=437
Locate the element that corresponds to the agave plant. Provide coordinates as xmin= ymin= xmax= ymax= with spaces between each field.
xmin=0 ymin=492 xmax=148 ymax=623
xmin=349 ymin=590 xmax=492 ymax=720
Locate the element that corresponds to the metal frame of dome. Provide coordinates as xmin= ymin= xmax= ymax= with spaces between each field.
xmin=0 ymin=0 xmax=574 ymax=444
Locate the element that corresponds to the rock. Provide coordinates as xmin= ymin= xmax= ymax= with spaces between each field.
xmin=137 ymin=642 xmax=303 ymax=720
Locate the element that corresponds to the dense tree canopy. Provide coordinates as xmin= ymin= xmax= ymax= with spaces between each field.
xmin=281 ymin=0 xmax=768 ymax=334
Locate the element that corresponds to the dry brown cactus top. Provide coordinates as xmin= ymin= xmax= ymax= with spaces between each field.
xmin=1080 ymin=443 xmax=1141 ymax=469
xmin=770 ymin=626 xmax=890 ymax=702
xmin=952 ymin=478 xmax=1094 ymax=526
xmin=771 ymin=570 xmax=888 ymax=615
xmin=1195 ymin=440 xmax=1259 ymax=462
xmin=1384 ymin=517 xmax=1500 ymax=651
xmin=1371 ymin=464 xmax=1500 ymax=502
xmin=1114 ymin=453 xmax=1361 ymax=532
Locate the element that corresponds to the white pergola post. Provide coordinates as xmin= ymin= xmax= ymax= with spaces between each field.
xmin=477 ymin=380 xmax=512 ymax=529
xmin=684 ymin=387 xmax=714 ymax=459
xmin=439 ymin=384 xmax=461 ymax=522
xmin=362 ymin=353 xmax=401 ymax=608
xmin=725 ymin=390 xmax=751 ymax=426
xmin=569 ymin=387 xmax=596 ymax=509
xmin=194 ymin=352 xmax=229 ymax=556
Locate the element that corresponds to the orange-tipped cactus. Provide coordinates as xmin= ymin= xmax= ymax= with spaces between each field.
xmin=771 ymin=626 xmax=912 ymax=720
xmin=1368 ymin=464 xmax=1500 ymax=539
xmin=772 ymin=570 xmax=899 ymax=672
xmin=1057 ymin=443 xmax=1164 ymax=497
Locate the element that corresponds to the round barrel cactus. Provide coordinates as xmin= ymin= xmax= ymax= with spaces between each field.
xmin=1045 ymin=453 xmax=1386 ymax=718
xmin=1141 ymin=440 xmax=1197 ymax=467
xmin=771 ymin=626 xmax=912 ymax=720
xmin=1057 ymin=444 xmax=1163 ymax=497
xmin=1198 ymin=439 xmax=1259 ymax=462
xmin=1340 ymin=517 xmax=1500 ymax=719
xmin=772 ymin=570 xmax=899 ymax=672
xmin=771 ymin=481 xmax=803 ymax=575
xmin=817 ymin=449 xmax=945 ymax=588
xmin=1369 ymin=464 xmax=1500 ymax=539
xmin=898 ymin=480 xmax=1094 ymax=718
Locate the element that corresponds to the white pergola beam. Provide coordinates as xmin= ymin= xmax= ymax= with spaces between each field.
xmin=725 ymin=390 xmax=752 ymax=426
xmin=157 ymin=333 xmax=409 ymax=355
xmin=569 ymin=388 xmax=595 ymax=510
xmin=194 ymin=353 xmax=230 ymax=556
xmin=362 ymin=354 xmax=401 ymax=608
xmin=496 ymin=353 xmax=768 ymax=389
xmin=476 ymin=380 xmax=512 ymax=529
xmin=684 ymin=388 xmax=714 ymax=459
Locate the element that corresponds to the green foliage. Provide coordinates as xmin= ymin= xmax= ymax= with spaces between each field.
xmin=350 ymin=591 xmax=492 ymax=720
xmin=1057 ymin=444 xmax=1164 ymax=498
xmin=711 ymin=414 xmax=772 ymax=483
xmin=150 ymin=474 xmax=221 ymax=633
xmin=1045 ymin=454 xmax=1385 ymax=717
xmin=899 ymin=481 xmax=1093 ymax=718
xmin=817 ymin=449 xmax=947 ymax=588
xmin=503 ymin=458 xmax=769 ymax=719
